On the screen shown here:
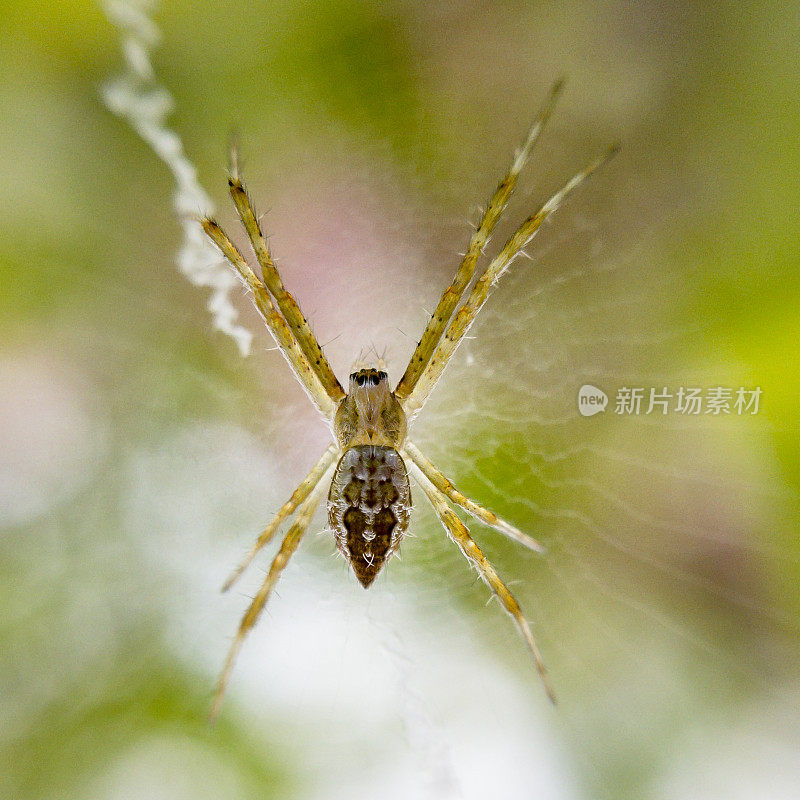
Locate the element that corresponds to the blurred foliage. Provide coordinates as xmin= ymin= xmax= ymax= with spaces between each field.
xmin=1 ymin=1 xmax=798 ymax=799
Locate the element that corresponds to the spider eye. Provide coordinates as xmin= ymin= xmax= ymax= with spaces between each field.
xmin=350 ymin=370 xmax=386 ymax=388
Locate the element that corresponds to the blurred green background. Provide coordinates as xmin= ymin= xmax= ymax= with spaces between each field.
xmin=2 ymin=1 xmax=799 ymax=798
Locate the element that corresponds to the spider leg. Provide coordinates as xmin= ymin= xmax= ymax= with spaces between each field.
xmin=410 ymin=462 xmax=555 ymax=703
xmin=201 ymin=218 xmax=336 ymax=419
xmin=402 ymin=143 xmax=618 ymax=419
xmin=210 ymin=476 xmax=327 ymax=722
xmin=394 ymin=80 xmax=563 ymax=401
xmin=226 ymin=163 xmax=345 ymax=402
xmin=222 ymin=443 xmax=338 ymax=592
xmin=402 ymin=440 xmax=544 ymax=553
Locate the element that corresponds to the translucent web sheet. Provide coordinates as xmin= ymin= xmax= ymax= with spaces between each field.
xmin=95 ymin=3 xmax=797 ymax=798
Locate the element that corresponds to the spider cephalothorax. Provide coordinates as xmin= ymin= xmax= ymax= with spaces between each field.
xmin=334 ymin=369 xmax=407 ymax=449
xmin=201 ymin=81 xmax=615 ymax=718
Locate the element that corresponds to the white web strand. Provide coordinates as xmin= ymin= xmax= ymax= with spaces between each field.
xmin=101 ymin=0 xmax=253 ymax=356
xmin=407 ymin=236 xmax=794 ymax=687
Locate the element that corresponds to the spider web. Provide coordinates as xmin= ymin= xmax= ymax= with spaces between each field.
xmin=98 ymin=4 xmax=798 ymax=799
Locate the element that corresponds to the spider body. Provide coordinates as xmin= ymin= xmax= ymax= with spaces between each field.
xmin=202 ymin=81 xmax=614 ymax=718
xmin=329 ymin=369 xmax=411 ymax=587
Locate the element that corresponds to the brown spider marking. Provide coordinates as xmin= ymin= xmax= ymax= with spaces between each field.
xmin=328 ymin=444 xmax=411 ymax=587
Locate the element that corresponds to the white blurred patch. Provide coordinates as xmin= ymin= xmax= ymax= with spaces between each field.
xmin=83 ymin=733 xmax=254 ymax=800
xmin=0 ymin=349 xmax=109 ymax=527
xmin=654 ymin=689 xmax=800 ymax=800
xmin=223 ymin=567 xmax=577 ymax=800
xmin=121 ymin=420 xmax=282 ymax=611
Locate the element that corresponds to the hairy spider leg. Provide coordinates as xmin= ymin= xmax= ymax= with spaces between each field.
xmin=226 ymin=163 xmax=345 ymax=403
xmin=402 ymin=440 xmax=544 ymax=553
xmin=402 ymin=143 xmax=618 ymax=419
xmin=411 ymin=462 xmax=555 ymax=703
xmin=210 ymin=475 xmax=329 ymax=722
xmin=222 ymin=444 xmax=338 ymax=592
xmin=201 ymin=219 xmax=337 ymax=418
xmin=394 ymin=80 xmax=564 ymax=400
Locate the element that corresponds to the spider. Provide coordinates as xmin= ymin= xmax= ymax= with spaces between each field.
xmin=201 ymin=81 xmax=615 ymax=719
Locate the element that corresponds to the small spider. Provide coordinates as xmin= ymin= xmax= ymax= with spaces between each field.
xmin=201 ymin=81 xmax=616 ymax=718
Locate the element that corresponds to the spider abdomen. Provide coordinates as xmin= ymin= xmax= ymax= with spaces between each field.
xmin=328 ymin=445 xmax=411 ymax=588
